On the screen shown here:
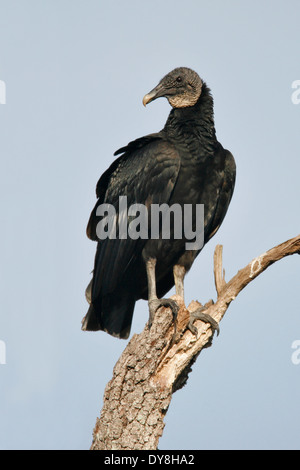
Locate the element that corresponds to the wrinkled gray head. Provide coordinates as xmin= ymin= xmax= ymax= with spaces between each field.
xmin=143 ymin=67 xmax=203 ymax=109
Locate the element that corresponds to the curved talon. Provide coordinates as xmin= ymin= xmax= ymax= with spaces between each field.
xmin=148 ymin=298 xmax=179 ymax=330
xmin=187 ymin=307 xmax=220 ymax=338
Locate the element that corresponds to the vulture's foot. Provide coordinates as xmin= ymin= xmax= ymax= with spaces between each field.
xmin=148 ymin=298 xmax=179 ymax=330
xmin=187 ymin=306 xmax=220 ymax=338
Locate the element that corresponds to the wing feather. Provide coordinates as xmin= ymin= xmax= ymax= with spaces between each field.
xmin=88 ymin=137 xmax=181 ymax=302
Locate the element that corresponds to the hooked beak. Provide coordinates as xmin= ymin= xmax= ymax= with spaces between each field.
xmin=142 ymin=82 xmax=166 ymax=106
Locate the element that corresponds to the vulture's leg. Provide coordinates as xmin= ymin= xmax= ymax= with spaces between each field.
xmin=173 ymin=264 xmax=219 ymax=338
xmin=173 ymin=264 xmax=185 ymax=299
xmin=187 ymin=306 xmax=220 ymax=338
xmin=146 ymin=258 xmax=179 ymax=329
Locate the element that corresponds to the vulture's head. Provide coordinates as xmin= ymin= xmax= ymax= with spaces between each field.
xmin=143 ymin=67 xmax=203 ymax=109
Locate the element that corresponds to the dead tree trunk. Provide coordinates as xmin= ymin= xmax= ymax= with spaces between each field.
xmin=90 ymin=234 xmax=300 ymax=450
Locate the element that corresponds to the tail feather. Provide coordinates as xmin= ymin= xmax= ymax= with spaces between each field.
xmin=82 ymin=286 xmax=136 ymax=339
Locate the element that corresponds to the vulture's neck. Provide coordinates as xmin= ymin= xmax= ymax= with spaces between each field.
xmin=163 ymin=83 xmax=217 ymax=157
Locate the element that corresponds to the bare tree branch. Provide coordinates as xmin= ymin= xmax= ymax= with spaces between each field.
xmin=214 ymin=244 xmax=226 ymax=296
xmin=90 ymin=234 xmax=300 ymax=450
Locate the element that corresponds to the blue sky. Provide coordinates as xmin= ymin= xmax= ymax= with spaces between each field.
xmin=0 ymin=0 xmax=300 ymax=449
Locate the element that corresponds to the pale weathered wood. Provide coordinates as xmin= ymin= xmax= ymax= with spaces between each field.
xmin=90 ymin=234 xmax=300 ymax=450
xmin=214 ymin=244 xmax=226 ymax=296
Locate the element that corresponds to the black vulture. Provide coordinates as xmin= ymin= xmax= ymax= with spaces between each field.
xmin=82 ymin=67 xmax=236 ymax=339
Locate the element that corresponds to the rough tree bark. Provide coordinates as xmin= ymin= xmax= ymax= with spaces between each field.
xmin=90 ymin=234 xmax=300 ymax=450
